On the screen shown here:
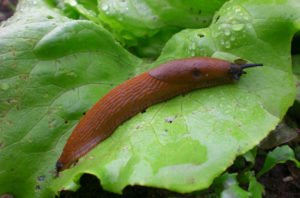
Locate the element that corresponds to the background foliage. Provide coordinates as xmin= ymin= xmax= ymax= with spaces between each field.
xmin=0 ymin=0 xmax=299 ymax=197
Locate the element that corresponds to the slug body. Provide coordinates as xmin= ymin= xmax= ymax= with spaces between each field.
xmin=57 ymin=57 xmax=262 ymax=172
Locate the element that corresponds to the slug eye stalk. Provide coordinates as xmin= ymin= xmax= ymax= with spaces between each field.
xmin=241 ymin=63 xmax=264 ymax=69
xmin=230 ymin=63 xmax=263 ymax=80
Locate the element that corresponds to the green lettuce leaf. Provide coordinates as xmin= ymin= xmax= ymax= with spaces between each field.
xmin=0 ymin=0 xmax=299 ymax=197
xmin=96 ymin=0 xmax=228 ymax=57
xmin=57 ymin=0 xmax=228 ymax=57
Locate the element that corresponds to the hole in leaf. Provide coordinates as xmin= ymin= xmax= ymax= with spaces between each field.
xmin=35 ymin=185 xmax=41 ymax=190
xmin=165 ymin=116 xmax=176 ymax=123
xmin=198 ymin=33 xmax=205 ymax=38
xmin=37 ymin=175 xmax=46 ymax=182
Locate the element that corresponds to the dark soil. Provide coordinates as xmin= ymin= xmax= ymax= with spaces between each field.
xmin=254 ymin=150 xmax=300 ymax=198
xmin=57 ymin=154 xmax=300 ymax=198
xmin=259 ymin=163 xmax=300 ymax=198
xmin=0 ymin=0 xmax=18 ymax=21
xmin=59 ymin=174 xmax=197 ymax=198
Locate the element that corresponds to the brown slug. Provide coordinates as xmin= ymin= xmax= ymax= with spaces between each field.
xmin=56 ymin=57 xmax=262 ymax=172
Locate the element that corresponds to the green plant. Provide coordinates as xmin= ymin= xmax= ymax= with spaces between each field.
xmin=0 ymin=0 xmax=299 ymax=197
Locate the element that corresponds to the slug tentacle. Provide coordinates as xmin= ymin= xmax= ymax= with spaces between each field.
xmin=229 ymin=63 xmax=263 ymax=80
xmin=56 ymin=57 xmax=262 ymax=172
xmin=240 ymin=63 xmax=263 ymax=69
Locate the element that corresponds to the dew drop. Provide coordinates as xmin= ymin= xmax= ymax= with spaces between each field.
xmin=232 ymin=24 xmax=244 ymax=31
xmin=235 ymin=7 xmax=241 ymax=13
xmin=244 ymin=16 xmax=249 ymax=21
xmin=69 ymin=0 xmax=77 ymax=6
xmin=0 ymin=83 xmax=9 ymax=90
xmin=189 ymin=43 xmax=197 ymax=55
xmin=224 ymin=41 xmax=231 ymax=49
xmin=102 ymin=4 xmax=109 ymax=11
xmin=224 ymin=29 xmax=231 ymax=36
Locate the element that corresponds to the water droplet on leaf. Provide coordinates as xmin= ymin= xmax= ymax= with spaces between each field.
xmin=0 ymin=83 xmax=9 ymax=90
xmin=232 ymin=24 xmax=244 ymax=31
xmin=102 ymin=4 xmax=109 ymax=11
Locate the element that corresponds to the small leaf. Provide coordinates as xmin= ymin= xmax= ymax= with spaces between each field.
xmin=248 ymin=175 xmax=264 ymax=198
xmin=243 ymin=148 xmax=257 ymax=165
xmin=215 ymin=173 xmax=251 ymax=198
xmin=242 ymin=171 xmax=264 ymax=198
xmin=257 ymin=145 xmax=300 ymax=177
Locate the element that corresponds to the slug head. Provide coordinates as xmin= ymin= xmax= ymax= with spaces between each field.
xmin=229 ymin=62 xmax=263 ymax=80
xmin=149 ymin=57 xmax=262 ymax=86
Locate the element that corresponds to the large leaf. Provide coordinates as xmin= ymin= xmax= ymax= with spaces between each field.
xmin=0 ymin=0 xmax=299 ymax=197
xmin=0 ymin=1 xmax=140 ymax=197
xmin=58 ymin=0 xmax=228 ymax=57
xmin=51 ymin=0 xmax=298 ymax=194
xmin=95 ymin=0 xmax=228 ymax=56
